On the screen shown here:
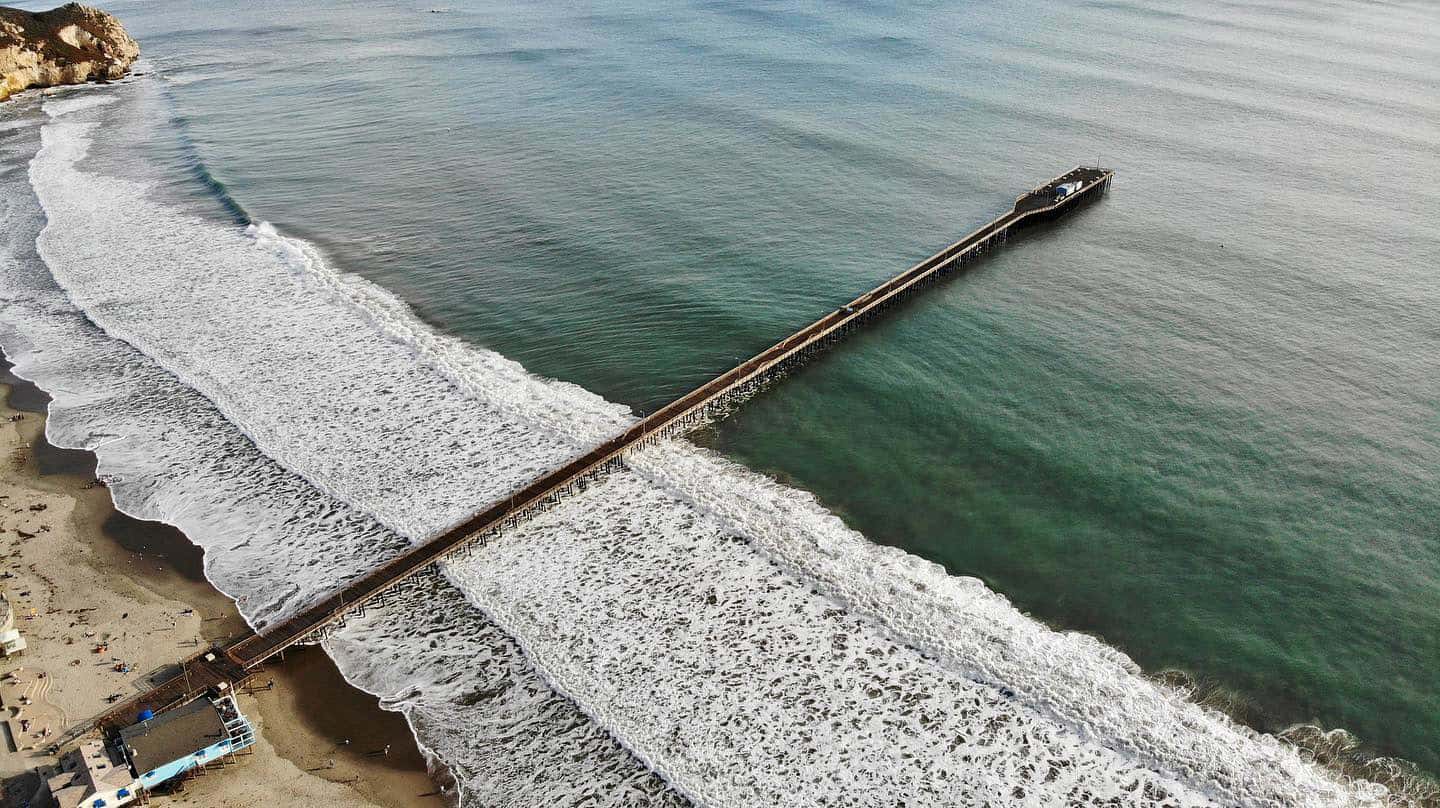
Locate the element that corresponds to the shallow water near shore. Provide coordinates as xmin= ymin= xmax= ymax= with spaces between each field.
xmin=0 ymin=0 xmax=1437 ymax=804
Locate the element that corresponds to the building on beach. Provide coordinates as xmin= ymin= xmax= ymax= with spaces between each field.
xmin=26 ymin=694 xmax=255 ymax=807
xmin=117 ymin=694 xmax=256 ymax=794
xmin=0 ymin=589 xmax=26 ymax=657
xmin=37 ymin=739 xmax=138 ymax=808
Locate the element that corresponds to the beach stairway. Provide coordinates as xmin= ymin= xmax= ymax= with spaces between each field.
xmin=219 ymin=702 xmax=255 ymax=754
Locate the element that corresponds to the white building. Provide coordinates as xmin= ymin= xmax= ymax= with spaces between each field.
xmin=0 ymin=590 xmax=26 ymax=657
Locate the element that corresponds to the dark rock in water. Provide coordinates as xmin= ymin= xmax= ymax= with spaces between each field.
xmin=1 ymin=3 xmax=139 ymax=101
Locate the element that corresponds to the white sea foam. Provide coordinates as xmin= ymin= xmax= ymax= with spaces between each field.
xmin=4 ymin=87 xmax=1393 ymax=806
xmin=324 ymin=584 xmax=688 ymax=807
xmin=447 ymin=470 xmax=1217 ymax=806
xmin=41 ymin=93 xmax=118 ymax=118
xmin=607 ymin=441 xmax=1384 ymax=805
xmin=29 ymin=108 xmax=617 ymax=544
xmin=0 ymin=93 xmax=674 ymax=806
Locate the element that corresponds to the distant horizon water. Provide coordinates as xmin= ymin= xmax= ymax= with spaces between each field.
xmin=1 ymin=0 xmax=1437 ymax=805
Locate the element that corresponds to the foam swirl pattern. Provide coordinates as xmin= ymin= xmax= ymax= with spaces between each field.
xmin=325 ymin=584 xmax=689 ymax=807
xmin=448 ymin=459 xmax=1375 ymax=807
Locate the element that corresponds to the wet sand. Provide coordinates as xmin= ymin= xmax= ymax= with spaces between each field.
xmin=0 ymin=359 xmax=447 ymax=807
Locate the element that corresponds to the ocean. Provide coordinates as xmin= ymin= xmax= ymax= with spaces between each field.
xmin=1 ymin=0 xmax=1437 ymax=805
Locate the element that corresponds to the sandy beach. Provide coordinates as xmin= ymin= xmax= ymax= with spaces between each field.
xmin=0 ymin=365 xmax=446 ymax=807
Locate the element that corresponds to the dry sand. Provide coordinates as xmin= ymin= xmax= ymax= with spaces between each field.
xmin=0 ymin=374 xmax=448 ymax=807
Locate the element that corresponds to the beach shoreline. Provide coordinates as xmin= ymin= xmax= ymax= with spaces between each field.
xmin=0 ymin=361 xmax=448 ymax=807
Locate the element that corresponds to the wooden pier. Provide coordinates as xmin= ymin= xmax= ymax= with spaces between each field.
xmin=89 ymin=166 xmax=1114 ymax=734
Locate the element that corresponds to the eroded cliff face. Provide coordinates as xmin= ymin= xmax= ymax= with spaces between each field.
xmin=1 ymin=3 xmax=138 ymax=102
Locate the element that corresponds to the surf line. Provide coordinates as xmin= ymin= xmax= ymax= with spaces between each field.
xmin=81 ymin=165 xmax=1115 ymax=738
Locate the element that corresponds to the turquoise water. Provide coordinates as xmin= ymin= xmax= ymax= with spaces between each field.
xmin=18 ymin=0 xmax=1440 ymax=782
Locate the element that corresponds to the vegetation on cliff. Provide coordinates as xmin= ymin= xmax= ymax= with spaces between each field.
xmin=1 ymin=3 xmax=138 ymax=101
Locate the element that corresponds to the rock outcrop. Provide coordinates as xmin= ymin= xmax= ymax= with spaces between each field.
xmin=1 ymin=3 xmax=138 ymax=102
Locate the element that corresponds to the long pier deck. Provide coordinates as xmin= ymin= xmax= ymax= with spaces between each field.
xmin=90 ymin=165 xmax=1113 ymax=733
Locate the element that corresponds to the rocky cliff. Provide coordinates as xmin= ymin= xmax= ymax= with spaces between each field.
xmin=1 ymin=3 xmax=138 ymax=102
